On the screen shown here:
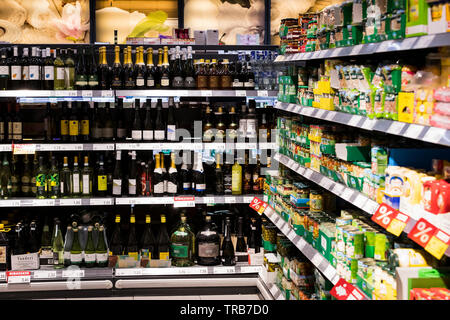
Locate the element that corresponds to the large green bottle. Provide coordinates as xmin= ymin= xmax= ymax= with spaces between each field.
xmin=63 ymin=225 xmax=72 ymax=267
xmin=81 ymin=156 xmax=92 ymax=197
xmin=84 ymin=226 xmax=96 ymax=268
xmin=36 ymin=156 xmax=48 ymax=199
xmin=95 ymin=225 xmax=108 ymax=267
xmin=70 ymin=226 xmax=82 ymax=266
xmin=60 ymin=156 xmax=71 ymax=198
xmin=170 ymin=215 xmax=194 ymax=267
xmin=51 ymin=218 xmax=64 ymax=269
xmin=0 ymin=154 xmax=12 ymax=199
xmin=48 ymin=156 xmax=60 ymax=199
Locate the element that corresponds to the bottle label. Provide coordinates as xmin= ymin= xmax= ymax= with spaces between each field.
xmin=70 ymin=253 xmax=82 ymax=263
xmin=232 ymin=79 xmax=243 ymax=88
xmin=0 ymin=246 xmax=6 ymax=263
xmin=84 ymin=253 xmax=96 ymax=263
xmin=82 ymin=175 xmax=90 ymax=194
xmin=197 ymin=75 xmax=208 ymax=88
xmin=183 ymin=182 xmax=191 ymax=191
xmin=161 ymin=78 xmax=170 ymax=87
xmin=81 ymin=120 xmax=89 ymax=135
xmin=159 ymin=252 xmax=170 ymax=260
xmin=198 ymin=243 xmax=219 ymax=258
xmin=64 ymin=251 xmax=71 ymax=261
xmin=170 ymin=244 xmax=188 ymax=258
xmin=246 ymin=120 xmax=257 ymax=135
xmin=173 ymin=76 xmax=184 ymax=87
xmin=209 ymin=76 xmax=220 ymax=88
xmin=56 ymin=67 xmax=65 ymax=80
xmin=45 ymin=66 xmax=54 ymax=80
xmin=96 ymin=253 xmax=108 ymax=263
xmin=22 ymin=66 xmax=29 ymax=80
xmin=72 ymin=173 xmax=80 ymax=193
xmin=12 ymin=122 xmax=22 ymax=139
xmin=49 ymin=173 xmax=59 ymax=187
xmin=0 ymin=66 xmax=8 ymax=76
xmin=76 ymin=75 xmax=88 ymax=86
xmin=128 ymin=179 xmax=136 ymax=195
xmin=147 ymin=79 xmax=155 ymax=87
xmin=136 ymin=78 xmax=145 ymax=87
xmin=60 ymin=120 xmax=69 ymax=135
xmin=167 ymin=181 xmax=177 ymax=194
xmin=220 ymin=76 xmax=232 ymax=89
xmin=0 ymin=122 xmax=4 ymax=139
xmin=36 ymin=174 xmax=46 ymax=187
xmin=60 ymin=182 xmax=64 ymax=194
xmin=167 ymin=125 xmax=176 ymax=141
xmin=143 ymin=130 xmax=153 ymax=141
xmin=98 ymin=175 xmax=107 ymax=191
xmin=69 ymin=120 xmax=79 ymax=136
xmin=154 ymin=130 xmax=165 ymax=140
xmin=132 ymin=130 xmax=142 ymax=140
xmin=195 ymin=183 xmax=206 ymax=192
xmin=102 ymin=128 xmax=114 ymax=139
xmin=153 ymin=182 xmax=164 ymax=194
xmin=116 ymin=128 xmax=127 ymax=138
xmin=21 ymin=176 xmax=30 ymax=193
xmin=88 ymin=75 xmax=99 ymax=87
xmin=111 ymin=78 xmax=121 ymax=88
xmin=185 ymin=76 xmax=196 ymax=87
xmin=232 ymin=171 xmax=242 ymax=192
xmin=11 ymin=66 xmax=21 ymax=80
xmin=140 ymin=249 xmax=150 ymax=259
xmin=29 ymin=66 xmax=40 ymax=80
xmin=244 ymin=79 xmax=255 ymax=88
xmin=112 ymin=179 xmax=122 ymax=195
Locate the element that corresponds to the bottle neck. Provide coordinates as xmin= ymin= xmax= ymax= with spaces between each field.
xmin=114 ymin=48 xmax=120 ymax=64
xmin=147 ymin=50 xmax=153 ymax=66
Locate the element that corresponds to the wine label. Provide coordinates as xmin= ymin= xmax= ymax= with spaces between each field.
xmin=69 ymin=120 xmax=79 ymax=136
xmin=22 ymin=66 xmax=29 ymax=80
xmin=154 ymin=130 xmax=165 ymax=140
xmin=244 ymin=80 xmax=255 ymax=88
xmin=11 ymin=66 xmax=21 ymax=80
xmin=12 ymin=122 xmax=22 ymax=139
xmin=70 ymin=253 xmax=82 ymax=263
xmin=56 ymin=67 xmax=65 ymax=80
xmin=140 ymin=249 xmax=150 ymax=259
xmin=209 ymin=76 xmax=220 ymax=88
xmin=143 ymin=130 xmax=154 ymax=141
xmin=98 ymin=175 xmax=107 ymax=191
xmin=84 ymin=253 xmax=96 ymax=263
xmin=116 ymin=128 xmax=127 ymax=139
xmin=102 ymin=128 xmax=114 ymax=139
xmin=170 ymin=244 xmax=188 ymax=258
xmin=161 ymin=78 xmax=170 ymax=87
xmin=0 ymin=66 xmax=9 ymax=76
xmin=173 ymin=77 xmax=184 ymax=87
xmin=81 ymin=120 xmax=90 ymax=135
xmin=197 ymin=76 xmax=208 ymax=88
xmin=220 ymin=76 xmax=232 ymax=89
xmin=64 ymin=251 xmax=71 ymax=261
xmin=136 ymin=78 xmax=145 ymax=87
xmin=45 ymin=66 xmax=54 ymax=80
xmin=128 ymin=179 xmax=137 ymax=195
xmin=198 ymin=243 xmax=219 ymax=258
xmin=29 ymin=66 xmax=40 ymax=80
xmin=60 ymin=120 xmax=69 ymax=135
xmin=72 ymin=173 xmax=80 ymax=193
xmin=96 ymin=253 xmax=108 ymax=263
xmin=183 ymin=182 xmax=191 ymax=191
xmin=195 ymin=184 xmax=206 ymax=192
xmin=82 ymin=175 xmax=90 ymax=194
xmin=49 ymin=173 xmax=59 ymax=187
xmin=246 ymin=120 xmax=257 ymax=135
xmin=132 ymin=130 xmax=142 ymax=140
xmin=36 ymin=174 xmax=47 ymax=187
xmin=88 ymin=75 xmax=99 ymax=87
xmin=232 ymin=79 xmax=243 ymax=87
xmin=0 ymin=122 xmax=4 ymax=140
xmin=167 ymin=125 xmax=176 ymax=141
xmin=159 ymin=252 xmax=170 ymax=261
xmin=167 ymin=181 xmax=177 ymax=194
xmin=147 ymin=79 xmax=155 ymax=87
xmin=185 ymin=76 xmax=196 ymax=87
xmin=153 ymin=182 xmax=164 ymax=194
xmin=76 ymin=75 xmax=88 ymax=86
xmin=112 ymin=179 xmax=122 ymax=195
xmin=0 ymin=246 xmax=6 ymax=264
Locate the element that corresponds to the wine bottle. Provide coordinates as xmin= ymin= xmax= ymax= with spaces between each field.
xmin=69 ymin=102 xmax=79 ymax=142
xmin=70 ymin=226 xmax=83 ymax=266
xmin=125 ymin=210 xmax=139 ymax=262
xmin=184 ymin=49 xmax=196 ymax=88
xmin=96 ymin=154 xmax=108 ymax=197
xmin=208 ymin=59 xmax=220 ymax=89
xmin=235 ymin=216 xmax=247 ymax=262
xmin=115 ymin=98 xmax=127 ymax=140
xmin=215 ymin=153 xmax=224 ymax=195
xmin=167 ymin=97 xmax=176 ymax=141
xmin=95 ymin=225 xmax=108 ymax=267
xmin=167 ymin=152 xmax=178 ymax=196
xmin=80 ymin=102 xmax=90 ymax=141
xmin=35 ymin=155 xmax=47 ymax=199
xmin=161 ymin=153 xmax=168 ymax=195
xmin=63 ymin=225 xmax=72 ymax=267
xmin=112 ymin=151 xmax=122 ymax=196
xmin=196 ymin=59 xmax=207 ymax=90
xmin=243 ymin=153 xmax=252 ymax=195
xmin=252 ymin=156 xmax=263 ymax=194
xmin=170 ymin=215 xmax=194 ymax=267
xmin=81 ymin=156 xmax=92 ymax=197
xmin=31 ymin=154 xmax=38 ymax=197
xmin=140 ymin=215 xmax=156 ymax=260
xmin=43 ymin=48 xmax=54 ymax=90
xmin=246 ymin=99 xmax=258 ymax=141
xmin=60 ymin=156 xmax=71 ymax=198
xmin=47 ymin=156 xmax=59 ymax=199
xmin=157 ymin=214 xmax=170 ymax=260
xmin=146 ymin=48 xmax=156 ymax=89
xmin=196 ymin=215 xmax=220 ymax=266
xmin=154 ymin=99 xmax=165 ymax=141
xmin=60 ymin=101 xmax=69 ymax=142
xmin=247 ymin=218 xmax=260 ymax=254
xmin=223 ymin=162 xmax=232 ymax=195
xmin=128 ymin=151 xmax=137 ymax=196
xmin=91 ymin=103 xmax=102 ymax=141
xmin=135 ymin=46 xmax=146 ymax=89
xmin=0 ymin=224 xmax=9 ymax=271
xmin=160 ymin=47 xmax=170 ymax=88
xmin=131 ymin=99 xmax=142 ymax=140
xmin=142 ymin=99 xmax=154 ymax=141
xmin=52 ymin=218 xmax=64 ymax=269
xmin=64 ymin=49 xmax=75 ymax=90
xmin=9 ymin=46 xmax=21 ymax=90
xmin=71 ymin=156 xmax=81 ymax=197
xmin=99 ymin=47 xmax=110 ymax=90
xmin=29 ymin=220 xmax=40 ymax=253
xmin=109 ymin=215 xmax=123 ymax=256
xmin=220 ymin=59 xmax=232 ymax=89
xmin=221 ymin=217 xmax=236 ymax=266
xmin=10 ymin=155 xmax=19 ymax=197
xmin=215 ymin=106 xmax=226 ymax=141
xmin=180 ymin=152 xmax=191 ymax=195
xmin=231 ymin=157 xmax=242 ymax=195
xmin=111 ymin=46 xmax=123 ymax=89
xmin=154 ymin=48 xmax=163 ymax=88
xmin=20 ymin=48 xmax=29 ymax=90
xmin=123 ymin=46 xmax=135 ymax=89
xmin=152 ymin=153 xmax=164 ymax=195
xmin=172 ymin=50 xmax=184 ymax=88
xmin=75 ymin=48 xmax=88 ymax=90
xmin=232 ymin=54 xmax=244 ymax=89
xmin=21 ymin=154 xmax=32 ymax=197
xmin=30 ymin=47 xmax=42 ymax=89
xmin=84 ymin=226 xmax=96 ymax=267
xmin=202 ymin=105 xmax=214 ymax=142
xmin=192 ymin=152 xmax=206 ymax=196
xmin=0 ymin=50 xmax=8 ymax=90
xmin=103 ymin=102 xmax=114 ymax=141
xmin=88 ymin=47 xmax=99 ymax=90
xmin=227 ymin=106 xmax=239 ymax=143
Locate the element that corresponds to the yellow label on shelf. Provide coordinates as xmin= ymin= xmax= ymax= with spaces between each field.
xmin=424 ymin=235 xmax=449 ymax=260
xmin=386 ymin=219 xmax=407 ymax=237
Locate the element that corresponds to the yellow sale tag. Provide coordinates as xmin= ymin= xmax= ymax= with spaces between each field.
xmin=159 ymin=252 xmax=170 ymax=261
xmin=386 ymin=219 xmax=407 ymax=237
xmin=424 ymin=236 xmax=449 ymax=260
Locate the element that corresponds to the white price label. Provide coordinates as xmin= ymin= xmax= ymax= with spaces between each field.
xmin=303 ymin=170 xmax=313 ymax=179
xmin=297 ymin=238 xmax=307 ymax=250
xmin=225 ymin=197 xmax=237 ymax=204
xmin=62 ymin=270 xmax=85 ymax=278
xmin=361 ymin=119 xmax=375 ymax=130
xmin=101 ymin=91 xmax=113 ymax=97
xmin=90 ymin=198 xmax=113 ymax=205
xmin=93 ymin=144 xmax=115 ymax=151
xmin=281 ymin=224 xmax=290 ymax=235
xmin=311 ymin=254 xmax=323 ymax=267
xmin=213 ymin=267 xmax=235 ymax=274
xmin=0 ymin=272 xmax=5 ymax=280
xmin=60 ymin=199 xmax=82 ymax=206
xmin=241 ymin=266 xmax=261 ymax=274
xmin=258 ymin=90 xmax=269 ymax=97
xmin=332 ymin=183 xmax=345 ymax=195
xmin=353 ymin=195 xmax=367 ymax=209
xmin=350 ymin=45 xmax=362 ymax=55
xmin=13 ymin=144 xmax=36 ymax=155
xmin=68 ymin=91 xmax=78 ymax=97
xmin=348 ymin=116 xmax=361 ymax=127
xmin=173 ymin=196 xmax=196 ymax=208
xmin=81 ymin=90 xmax=93 ymax=97
xmin=322 ymin=178 xmax=333 ymax=189
xmin=201 ymin=90 xmax=213 ymax=97
xmin=203 ymin=197 xmax=215 ymax=205
xmin=115 ymin=268 xmax=143 ymax=276
xmin=33 ymin=270 xmax=57 ymax=279
xmin=323 ymin=264 xmax=336 ymax=281
xmin=7 ymin=271 xmax=31 ymax=284
xmin=316 ymin=109 xmax=326 ymax=118
xmin=341 ymin=188 xmax=354 ymax=201
xmin=423 ymin=127 xmax=445 ymax=144
xmin=404 ymin=124 xmax=423 ymax=139
xmin=387 ymin=121 xmax=406 ymax=134
xmin=236 ymin=90 xmax=246 ymax=97
xmin=325 ymin=112 xmax=335 ymax=121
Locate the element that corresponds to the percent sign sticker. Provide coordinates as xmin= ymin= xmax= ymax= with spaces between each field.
xmin=408 ymin=218 xmax=437 ymax=248
xmin=249 ymin=197 xmax=268 ymax=215
xmin=371 ymin=203 xmax=397 ymax=229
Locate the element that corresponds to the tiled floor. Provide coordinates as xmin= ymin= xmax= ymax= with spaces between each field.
xmin=37 ymin=294 xmax=262 ymax=300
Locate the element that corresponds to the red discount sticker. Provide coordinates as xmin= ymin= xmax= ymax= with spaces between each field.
xmin=249 ymin=197 xmax=268 ymax=215
xmin=330 ymin=278 xmax=365 ymax=300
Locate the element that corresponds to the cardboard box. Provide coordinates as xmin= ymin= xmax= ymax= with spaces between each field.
xmin=335 ymin=143 xmax=371 ymax=162
xmin=194 ymin=31 xmax=206 ymax=45
xmin=206 ymin=30 xmax=219 ymax=45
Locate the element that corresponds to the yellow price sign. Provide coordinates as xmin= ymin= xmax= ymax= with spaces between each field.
xmin=386 ymin=219 xmax=407 ymax=237
xmin=424 ymin=230 xmax=450 ymax=260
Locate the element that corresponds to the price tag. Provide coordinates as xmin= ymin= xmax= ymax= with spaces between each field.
xmin=322 ymin=178 xmax=333 ymax=190
xmin=249 ymin=197 xmax=268 ymax=215
xmin=341 ymin=188 xmax=354 ymax=201
xmin=281 ymin=223 xmax=290 ymax=235
xmin=55 ymin=91 xmax=65 ymax=97
xmin=297 ymin=238 xmax=307 ymax=250
xmin=258 ymin=90 xmax=269 ymax=97
xmin=325 ymin=112 xmax=335 ymax=121
xmin=386 ymin=212 xmax=410 ymax=236
xmin=361 ymin=119 xmax=375 ymax=130
xmin=60 ymin=199 xmax=82 ymax=206
xmin=316 ymin=109 xmax=326 ymax=118
xmin=353 ymin=195 xmax=367 ymax=209
xmin=387 ymin=121 xmax=406 ymax=135
xmin=115 ymin=268 xmax=143 ymax=276
xmin=101 ymin=91 xmax=113 ymax=98
xmin=0 ymin=272 xmax=5 ymax=280
xmin=7 ymin=271 xmax=31 ymax=284
xmin=225 ymin=197 xmax=237 ymax=204
xmin=323 ymin=264 xmax=336 ymax=281
xmin=363 ymin=200 xmax=380 ymax=215
xmin=13 ymin=144 xmax=36 ymax=155
xmin=81 ymin=91 xmax=93 ymax=97
xmin=62 ymin=269 xmax=85 ymax=278
xmin=371 ymin=203 xmax=398 ymax=229
xmin=311 ymin=254 xmax=323 ymax=267
xmin=350 ymin=45 xmax=362 ymax=55
xmin=347 ymin=116 xmax=361 ymax=127
xmin=203 ymin=197 xmax=215 ymax=205
xmin=408 ymin=218 xmax=437 ymax=248
xmin=68 ymin=91 xmax=78 ymax=97
xmin=173 ymin=196 xmax=196 ymax=208
xmin=423 ymin=127 xmax=445 ymax=144
xmin=404 ymin=124 xmax=423 ymax=139
xmin=90 ymin=198 xmax=113 ymax=206
xmin=330 ymin=278 xmax=365 ymax=300
xmin=424 ymin=229 xmax=450 ymax=260
xmin=33 ymin=270 xmax=57 ymax=279
xmin=201 ymin=90 xmax=213 ymax=97
xmin=235 ymin=90 xmax=246 ymax=97
xmin=213 ymin=266 xmax=235 ymax=274
xmin=303 ymin=169 xmax=313 ymax=179
xmin=241 ymin=266 xmax=261 ymax=274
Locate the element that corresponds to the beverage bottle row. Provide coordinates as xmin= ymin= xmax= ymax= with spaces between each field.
xmin=0 ymin=45 xmax=278 ymax=91
xmin=0 ymin=150 xmax=266 ymax=199
xmin=0 ymin=208 xmax=263 ymax=270
xmin=0 ymin=98 xmax=275 ymax=143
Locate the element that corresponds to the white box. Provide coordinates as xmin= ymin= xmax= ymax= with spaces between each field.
xmin=247 ymin=34 xmax=260 ymax=45
xmin=236 ymin=34 xmax=248 ymax=45
xmin=206 ymin=30 xmax=219 ymax=45
xmin=427 ymin=5 xmax=449 ymax=34
xmin=11 ymin=253 xmax=40 ymax=270
xmin=194 ymin=31 xmax=206 ymax=45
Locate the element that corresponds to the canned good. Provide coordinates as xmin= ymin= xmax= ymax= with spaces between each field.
xmin=310 ymin=190 xmax=324 ymax=212
xmin=374 ymin=232 xmax=389 ymax=261
xmin=345 ymin=228 xmax=365 ymax=259
xmin=364 ymin=228 xmax=376 ymax=258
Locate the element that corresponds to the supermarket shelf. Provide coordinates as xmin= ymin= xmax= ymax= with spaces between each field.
xmin=1 ymin=143 xmax=115 ymax=153
xmin=276 ymin=102 xmax=450 ymax=147
xmin=266 ymin=283 xmax=286 ymax=300
xmin=114 ymin=265 xmax=262 ymax=277
xmin=0 ymin=268 xmax=113 ymax=283
xmin=115 ymin=195 xmax=259 ymax=205
xmin=274 ymin=153 xmax=379 ymax=215
xmin=274 ymin=33 xmax=450 ymax=63
xmin=115 ymin=90 xmax=278 ymax=98
xmin=262 ymin=204 xmax=340 ymax=286
xmin=0 ymin=198 xmax=115 ymax=207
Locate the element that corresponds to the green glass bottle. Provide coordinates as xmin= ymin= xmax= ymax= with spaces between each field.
xmin=36 ymin=155 xmax=47 ymax=199
xmin=71 ymin=156 xmax=81 ymax=197
xmin=125 ymin=210 xmax=139 ymax=261
xmin=64 ymin=49 xmax=75 ymax=90
xmin=70 ymin=226 xmax=82 ymax=266
xmin=48 ymin=156 xmax=59 ymax=199
xmin=63 ymin=225 xmax=72 ymax=267
xmin=60 ymin=156 xmax=71 ymax=198
xmin=53 ymin=49 xmax=65 ymax=90
xmin=170 ymin=215 xmax=194 ymax=267
xmin=10 ymin=154 xmax=19 ymax=197
xmin=140 ymin=214 xmax=156 ymax=260
xmin=52 ymin=218 xmax=64 ymax=269
xmin=0 ymin=154 xmax=12 ymax=199
xmin=81 ymin=156 xmax=92 ymax=197
xmin=95 ymin=225 xmax=108 ymax=267
xmin=84 ymin=226 xmax=96 ymax=268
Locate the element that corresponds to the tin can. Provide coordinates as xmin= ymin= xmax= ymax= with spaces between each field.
xmin=347 ymin=257 xmax=358 ymax=284
xmin=364 ymin=228 xmax=376 ymax=258
xmin=374 ymin=232 xmax=389 ymax=261
xmin=310 ymin=190 xmax=324 ymax=212
xmin=345 ymin=228 xmax=365 ymax=259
